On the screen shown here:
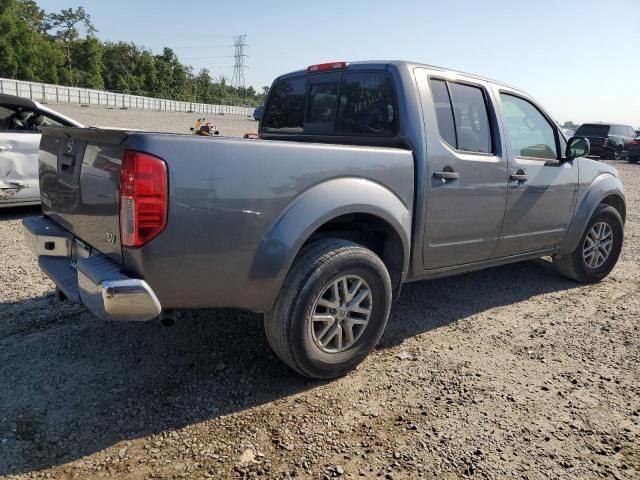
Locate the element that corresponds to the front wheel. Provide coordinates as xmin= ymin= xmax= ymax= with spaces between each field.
xmin=554 ymin=205 xmax=623 ymax=283
xmin=264 ymin=239 xmax=392 ymax=379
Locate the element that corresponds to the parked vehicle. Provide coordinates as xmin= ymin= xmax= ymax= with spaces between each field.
xmin=561 ymin=128 xmax=575 ymax=138
xmin=253 ymin=104 xmax=264 ymax=121
xmin=628 ymin=133 xmax=640 ymax=164
xmin=0 ymin=94 xmax=83 ymax=207
xmin=574 ymin=123 xmax=636 ymax=160
xmin=24 ymin=61 xmax=626 ymax=379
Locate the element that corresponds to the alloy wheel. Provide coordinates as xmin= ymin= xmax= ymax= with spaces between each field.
xmin=310 ymin=275 xmax=373 ymax=353
xmin=583 ymin=222 xmax=613 ymax=269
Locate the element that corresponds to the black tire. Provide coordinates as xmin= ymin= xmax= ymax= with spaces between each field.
xmin=264 ymin=239 xmax=392 ymax=379
xmin=554 ymin=205 xmax=623 ymax=283
xmin=611 ymin=146 xmax=622 ymax=160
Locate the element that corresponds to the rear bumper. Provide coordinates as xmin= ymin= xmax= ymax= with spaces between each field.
xmin=23 ymin=216 xmax=161 ymax=321
xmin=628 ymin=146 xmax=640 ymax=158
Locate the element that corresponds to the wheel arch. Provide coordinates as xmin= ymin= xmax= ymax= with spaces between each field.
xmin=558 ymin=174 xmax=626 ymax=256
xmin=249 ymin=178 xmax=412 ymax=311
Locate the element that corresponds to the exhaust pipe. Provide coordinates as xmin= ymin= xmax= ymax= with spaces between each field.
xmin=159 ymin=310 xmax=177 ymax=327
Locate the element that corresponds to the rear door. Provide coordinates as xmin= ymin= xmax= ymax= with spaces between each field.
xmin=416 ymin=69 xmax=509 ymax=270
xmin=493 ymin=90 xmax=578 ymax=257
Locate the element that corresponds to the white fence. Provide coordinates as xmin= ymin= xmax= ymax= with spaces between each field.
xmin=0 ymin=77 xmax=255 ymax=116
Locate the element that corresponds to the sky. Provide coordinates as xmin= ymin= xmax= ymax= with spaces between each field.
xmin=37 ymin=0 xmax=640 ymax=127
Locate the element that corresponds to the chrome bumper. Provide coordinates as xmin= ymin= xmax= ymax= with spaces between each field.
xmin=23 ymin=216 xmax=161 ymax=321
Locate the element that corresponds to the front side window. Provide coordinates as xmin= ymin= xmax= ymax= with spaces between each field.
xmin=500 ymin=94 xmax=557 ymax=160
xmin=429 ymin=79 xmax=493 ymax=154
xmin=336 ymin=72 xmax=398 ymax=135
xmin=262 ymin=76 xmax=306 ymax=132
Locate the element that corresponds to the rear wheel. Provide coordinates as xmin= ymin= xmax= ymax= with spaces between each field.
xmin=264 ymin=239 xmax=392 ymax=379
xmin=554 ymin=205 xmax=623 ymax=283
xmin=612 ymin=146 xmax=623 ymax=160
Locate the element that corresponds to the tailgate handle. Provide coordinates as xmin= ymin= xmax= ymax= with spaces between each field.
xmin=60 ymin=153 xmax=75 ymax=169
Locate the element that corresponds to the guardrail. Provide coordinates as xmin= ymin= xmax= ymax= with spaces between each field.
xmin=0 ymin=78 xmax=255 ymax=116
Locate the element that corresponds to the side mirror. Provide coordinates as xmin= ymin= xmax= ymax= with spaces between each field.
xmin=566 ymin=136 xmax=590 ymax=160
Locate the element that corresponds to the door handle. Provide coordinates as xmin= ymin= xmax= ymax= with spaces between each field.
xmin=434 ymin=170 xmax=460 ymax=181
xmin=510 ymin=169 xmax=528 ymax=183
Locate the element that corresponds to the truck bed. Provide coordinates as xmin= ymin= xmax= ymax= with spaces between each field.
xmin=37 ymin=127 xmax=414 ymax=312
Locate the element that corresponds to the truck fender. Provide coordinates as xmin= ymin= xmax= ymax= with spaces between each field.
xmin=249 ymin=177 xmax=412 ymax=310
xmin=558 ymin=173 xmax=626 ymax=256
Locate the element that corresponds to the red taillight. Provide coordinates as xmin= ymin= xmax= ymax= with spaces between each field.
xmin=120 ymin=150 xmax=167 ymax=248
xmin=307 ymin=61 xmax=347 ymax=73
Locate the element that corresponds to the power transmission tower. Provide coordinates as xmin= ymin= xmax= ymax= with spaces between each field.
xmin=231 ymin=35 xmax=248 ymax=89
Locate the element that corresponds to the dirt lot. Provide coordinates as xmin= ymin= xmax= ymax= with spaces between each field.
xmin=1 ymin=155 xmax=638 ymax=479
xmin=47 ymin=103 xmax=259 ymax=136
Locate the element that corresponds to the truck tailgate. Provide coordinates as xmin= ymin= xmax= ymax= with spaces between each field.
xmin=38 ymin=127 xmax=128 ymax=263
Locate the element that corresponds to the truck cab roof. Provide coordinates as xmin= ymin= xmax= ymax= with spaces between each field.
xmin=277 ymin=60 xmax=524 ymax=94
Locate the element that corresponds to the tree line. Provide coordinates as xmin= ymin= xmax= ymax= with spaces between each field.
xmin=0 ymin=0 xmax=267 ymax=106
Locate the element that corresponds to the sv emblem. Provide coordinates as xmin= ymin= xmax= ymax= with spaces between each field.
xmin=105 ymin=232 xmax=116 ymax=244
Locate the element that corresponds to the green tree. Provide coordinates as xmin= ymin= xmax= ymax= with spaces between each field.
xmin=0 ymin=1 xmax=263 ymax=107
xmin=45 ymin=6 xmax=96 ymax=85
xmin=73 ymin=35 xmax=103 ymax=89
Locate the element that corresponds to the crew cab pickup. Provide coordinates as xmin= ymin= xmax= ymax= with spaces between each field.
xmin=24 ymin=61 xmax=626 ymax=379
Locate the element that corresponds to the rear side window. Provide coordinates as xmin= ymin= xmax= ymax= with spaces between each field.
xmin=429 ymin=79 xmax=493 ymax=154
xmin=262 ymin=71 xmax=398 ymax=136
xmin=429 ymin=79 xmax=457 ymax=148
xmin=576 ymin=124 xmax=610 ymax=137
xmin=262 ymin=76 xmax=306 ymax=132
xmin=336 ymin=72 xmax=398 ymax=136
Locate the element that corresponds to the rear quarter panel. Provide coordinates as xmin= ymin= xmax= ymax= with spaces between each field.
xmin=122 ymin=134 xmax=414 ymax=312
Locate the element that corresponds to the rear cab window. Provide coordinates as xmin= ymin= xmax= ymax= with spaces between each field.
xmin=261 ymin=68 xmax=399 ymax=138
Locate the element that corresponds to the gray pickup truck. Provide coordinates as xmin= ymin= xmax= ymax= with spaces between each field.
xmin=24 ymin=61 xmax=625 ymax=379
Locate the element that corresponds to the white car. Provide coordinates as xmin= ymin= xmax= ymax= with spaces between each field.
xmin=0 ymin=94 xmax=83 ymax=207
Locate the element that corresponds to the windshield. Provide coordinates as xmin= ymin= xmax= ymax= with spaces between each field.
xmin=576 ymin=124 xmax=610 ymax=137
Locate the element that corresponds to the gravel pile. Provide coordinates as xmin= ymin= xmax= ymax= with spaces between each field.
xmin=0 ymin=156 xmax=638 ymax=479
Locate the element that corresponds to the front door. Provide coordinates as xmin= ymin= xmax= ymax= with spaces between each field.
xmin=493 ymin=92 xmax=578 ymax=257
xmin=418 ymin=72 xmax=509 ymax=270
xmin=0 ymin=131 xmax=40 ymax=203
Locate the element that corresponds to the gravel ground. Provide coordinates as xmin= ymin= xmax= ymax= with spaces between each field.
xmin=47 ymin=102 xmax=259 ymax=136
xmin=0 ymin=151 xmax=638 ymax=478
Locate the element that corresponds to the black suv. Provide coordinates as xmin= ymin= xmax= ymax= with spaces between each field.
xmin=628 ymin=130 xmax=640 ymax=164
xmin=575 ymin=123 xmax=636 ymax=160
